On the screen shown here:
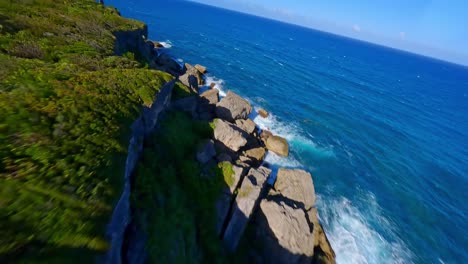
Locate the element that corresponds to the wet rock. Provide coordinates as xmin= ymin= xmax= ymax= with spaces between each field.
xmin=215 ymin=91 xmax=252 ymax=122
xmin=258 ymin=108 xmax=269 ymax=118
xmin=265 ymin=135 xmax=289 ymax=156
xmin=213 ymin=119 xmax=248 ymax=152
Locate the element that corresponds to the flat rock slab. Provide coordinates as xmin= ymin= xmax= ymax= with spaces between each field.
xmin=274 ymin=169 xmax=315 ymax=210
xmin=213 ymin=119 xmax=248 ymax=152
xmin=215 ymin=91 xmax=252 ymax=122
xmin=223 ymin=166 xmax=271 ymax=251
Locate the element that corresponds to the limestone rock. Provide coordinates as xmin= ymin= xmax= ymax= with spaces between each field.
xmin=215 ymin=91 xmax=252 ymax=122
xmin=179 ymin=63 xmax=204 ymax=92
xmin=194 ymin=64 xmax=207 ymax=74
xmin=243 ymin=147 xmax=266 ymax=163
xmin=258 ymin=108 xmax=269 ymax=118
xmin=274 ymin=169 xmax=315 ymax=210
xmin=223 ymin=166 xmax=271 ymax=251
xmin=235 ymin=118 xmax=256 ymax=134
xmin=196 ymin=139 xmax=216 ymax=164
xmin=213 ymin=119 xmax=248 ymax=152
xmin=259 ymin=199 xmax=315 ymax=262
xmin=265 ymin=135 xmax=289 ymax=156
xmin=260 ymin=130 xmax=273 ymax=144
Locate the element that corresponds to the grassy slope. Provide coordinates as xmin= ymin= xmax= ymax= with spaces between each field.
xmin=0 ymin=0 xmax=172 ymax=261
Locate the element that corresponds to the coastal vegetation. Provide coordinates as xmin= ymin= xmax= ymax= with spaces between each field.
xmin=0 ymin=0 xmax=172 ymax=261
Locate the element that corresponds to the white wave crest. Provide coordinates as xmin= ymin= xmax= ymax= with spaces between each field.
xmin=317 ymin=193 xmax=413 ymax=264
xmin=203 ymin=75 xmax=226 ymax=97
xmin=158 ymin=40 xmax=173 ymax=48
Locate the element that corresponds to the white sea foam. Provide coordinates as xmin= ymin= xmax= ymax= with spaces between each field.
xmin=203 ymin=75 xmax=226 ymax=97
xmin=158 ymin=40 xmax=173 ymax=48
xmin=317 ymin=193 xmax=414 ymax=264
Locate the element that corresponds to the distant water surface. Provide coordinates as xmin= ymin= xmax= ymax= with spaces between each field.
xmin=108 ymin=0 xmax=468 ymax=263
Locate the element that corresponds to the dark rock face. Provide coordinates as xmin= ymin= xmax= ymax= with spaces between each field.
xmin=171 ymin=96 xmax=198 ymax=117
xmin=215 ymin=91 xmax=252 ymax=122
xmin=197 ymin=88 xmax=219 ymax=118
xmin=196 ymin=139 xmax=216 ymax=164
xmin=155 ymin=53 xmax=182 ymax=75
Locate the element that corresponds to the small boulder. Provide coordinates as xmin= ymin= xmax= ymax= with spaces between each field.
xmin=194 ymin=64 xmax=207 ymax=74
xmin=235 ymin=118 xmax=256 ymax=134
xmin=265 ymin=135 xmax=289 ymax=156
xmin=179 ymin=63 xmax=204 ymax=92
xmin=215 ymin=91 xmax=252 ymax=122
xmin=260 ymin=130 xmax=273 ymax=144
xmin=258 ymin=108 xmax=269 ymax=118
xmin=196 ymin=139 xmax=216 ymax=164
xmin=213 ymin=119 xmax=248 ymax=152
xmin=210 ymin=83 xmax=216 ymax=89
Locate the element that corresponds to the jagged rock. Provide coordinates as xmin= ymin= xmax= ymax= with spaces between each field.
xmin=308 ymin=208 xmax=336 ymax=264
xmin=171 ymin=96 xmax=198 ymax=117
xmin=194 ymin=64 xmax=207 ymax=74
xmin=235 ymin=118 xmax=256 ymax=134
xmin=196 ymin=139 xmax=216 ymax=164
xmin=213 ymin=119 xmax=248 ymax=152
xmin=223 ymin=166 xmax=271 ymax=251
xmin=274 ymin=169 xmax=315 ymax=210
xmin=215 ymin=91 xmax=252 ymax=122
xmin=258 ymin=108 xmax=269 ymax=118
xmin=265 ymin=135 xmax=289 ymax=156
xmin=243 ymin=147 xmax=265 ymax=163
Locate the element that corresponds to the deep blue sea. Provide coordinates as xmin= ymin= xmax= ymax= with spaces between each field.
xmin=108 ymin=0 xmax=468 ymax=263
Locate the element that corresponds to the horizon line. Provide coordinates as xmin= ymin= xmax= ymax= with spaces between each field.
xmin=186 ymin=0 xmax=468 ymax=68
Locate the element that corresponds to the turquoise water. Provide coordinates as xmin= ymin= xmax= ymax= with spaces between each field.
xmin=108 ymin=0 xmax=468 ymax=262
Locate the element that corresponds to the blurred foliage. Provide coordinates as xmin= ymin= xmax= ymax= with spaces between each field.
xmin=132 ymin=111 xmax=234 ymax=263
xmin=0 ymin=0 xmax=172 ymax=261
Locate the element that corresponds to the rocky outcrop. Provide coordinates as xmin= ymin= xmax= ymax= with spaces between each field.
xmin=213 ymin=119 xmax=248 ymax=152
xmin=223 ymin=166 xmax=271 ymax=251
xmin=113 ymin=25 xmax=156 ymax=69
xmin=197 ymin=88 xmax=219 ymax=120
xmin=265 ymin=135 xmax=289 ymax=156
xmin=250 ymin=169 xmax=335 ymax=264
xmin=258 ymin=108 xmax=269 ymax=118
xmin=179 ymin=63 xmax=204 ymax=92
xmin=155 ymin=53 xmax=182 ymax=75
xmin=215 ymin=91 xmax=252 ymax=122
xmin=243 ymin=147 xmax=266 ymax=164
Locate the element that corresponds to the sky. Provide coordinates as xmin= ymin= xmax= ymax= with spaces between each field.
xmin=190 ymin=0 xmax=468 ymax=66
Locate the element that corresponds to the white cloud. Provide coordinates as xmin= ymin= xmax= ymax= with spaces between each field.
xmin=352 ymin=24 xmax=361 ymax=32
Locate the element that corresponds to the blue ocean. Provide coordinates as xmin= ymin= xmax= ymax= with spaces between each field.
xmin=108 ymin=0 xmax=468 ymax=263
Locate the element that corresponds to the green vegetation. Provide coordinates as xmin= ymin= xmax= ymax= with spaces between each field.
xmin=132 ymin=111 xmax=232 ymax=262
xmin=0 ymin=0 xmax=172 ymax=261
xmin=172 ymin=80 xmax=197 ymax=100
